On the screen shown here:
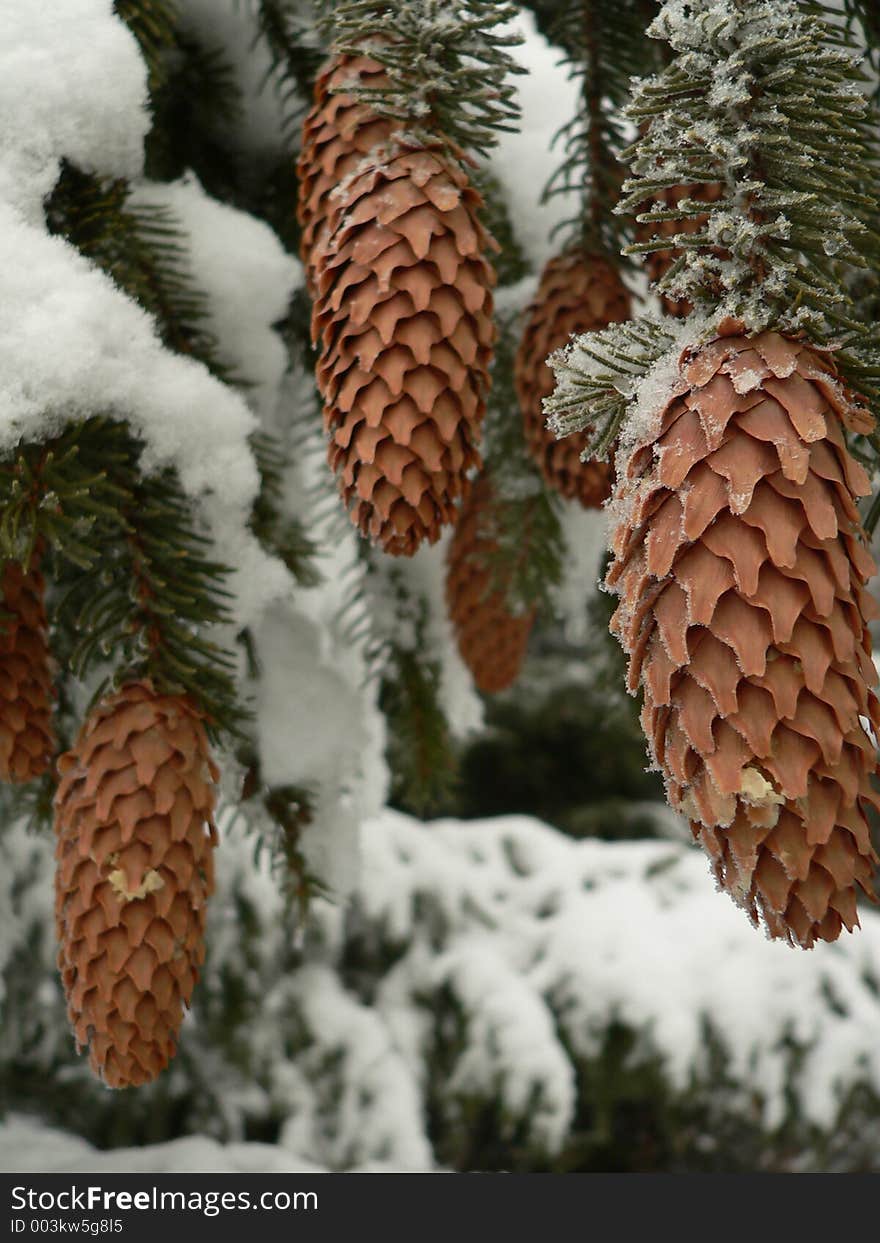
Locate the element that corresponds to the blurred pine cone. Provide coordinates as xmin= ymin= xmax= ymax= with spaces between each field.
xmin=446 ymin=475 xmax=535 ymax=693
xmin=54 ymin=682 xmax=218 ymax=1087
xmin=608 ymin=323 xmax=880 ymax=947
xmin=0 ymin=556 xmax=54 ymax=782
xmin=515 ymin=252 xmax=630 ymax=508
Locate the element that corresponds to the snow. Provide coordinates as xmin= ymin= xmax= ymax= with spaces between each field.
xmin=0 ymin=0 xmax=148 ymax=222
xmin=6 ymin=808 xmax=880 ymax=1170
xmin=554 ymin=506 xmax=609 ymax=643
xmin=357 ymin=810 xmax=880 ymax=1132
xmin=489 ymin=11 xmax=580 ymax=272
xmin=0 ymin=1116 xmax=332 ymax=1174
xmin=129 ymin=176 xmax=303 ymax=422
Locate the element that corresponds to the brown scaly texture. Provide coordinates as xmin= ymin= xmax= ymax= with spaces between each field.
xmin=304 ymin=62 xmax=497 ymax=556
xmin=515 ymin=252 xmax=630 ymax=508
xmin=0 ymin=556 xmax=54 ymax=782
xmin=607 ymin=322 xmax=880 ymax=948
xmin=446 ymin=476 xmax=535 ymax=693
xmin=54 ymin=682 xmax=218 ymax=1087
xmin=297 ymin=53 xmax=393 ymax=292
xmin=638 ymin=183 xmax=724 ymax=318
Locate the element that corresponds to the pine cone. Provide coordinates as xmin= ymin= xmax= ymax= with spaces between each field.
xmin=516 ymin=252 xmax=630 ymax=508
xmin=0 ymin=556 xmax=54 ymax=782
xmin=607 ymin=324 xmax=880 ymax=947
xmin=637 ymin=183 xmax=724 ymax=318
xmin=446 ymin=476 xmax=534 ymax=693
xmin=297 ymin=53 xmax=394 ymax=292
xmin=310 ymin=130 xmax=496 ymax=556
xmin=54 ymin=682 xmax=218 ymax=1087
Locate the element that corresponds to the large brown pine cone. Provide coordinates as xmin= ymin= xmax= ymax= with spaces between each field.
xmin=637 ymin=183 xmax=724 ymax=318
xmin=446 ymin=475 xmax=535 ymax=693
xmin=607 ymin=323 xmax=880 ymax=947
xmin=54 ymin=682 xmax=218 ymax=1087
xmin=0 ymin=556 xmax=54 ymax=782
xmin=297 ymin=53 xmax=394 ymax=292
xmin=515 ymin=252 xmax=630 ymax=508
xmin=310 ymin=128 xmax=496 ymax=556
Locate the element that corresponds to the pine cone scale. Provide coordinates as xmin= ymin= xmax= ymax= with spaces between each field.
xmin=0 ymin=557 xmax=55 ymax=782
xmin=609 ymin=327 xmax=879 ymax=947
xmin=54 ymin=682 xmax=217 ymax=1088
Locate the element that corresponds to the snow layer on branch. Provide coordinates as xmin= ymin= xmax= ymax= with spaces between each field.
xmin=0 ymin=1115 xmax=334 ymax=1174
xmin=358 ymin=811 xmax=880 ymax=1131
xmin=489 ymin=11 xmax=579 ymax=271
xmin=249 ymin=371 xmax=388 ymax=894
xmin=389 ymin=539 xmax=484 ymax=741
xmin=0 ymin=201 xmax=288 ymax=632
xmin=0 ymin=0 xmax=148 ymax=221
xmin=129 ymin=176 xmax=303 ymax=421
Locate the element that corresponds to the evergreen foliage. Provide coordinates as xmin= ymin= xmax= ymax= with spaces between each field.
xmin=619 ymin=0 xmax=880 ymax=375
xmin=322 ymin=0 xmax=525 ymax=156
xmin=482 ymin=316 xmax=564 ymax=615
xmin=542 ymin=1 xmax=661 ymax=255
xmin=546 ymin=0 xmax=880 ymax=480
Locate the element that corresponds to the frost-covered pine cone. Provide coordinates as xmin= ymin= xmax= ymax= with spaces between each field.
xmin=310 ymin=119 xmax=496 ymax=556
xmin=608 ymin=323 xmax=880 ymax=947
xmin=446 ymin=475 xmax=534 ymax=693
xmin=516 ymin=252 xmax=630 ymax=508
xmin=0 ymin=555 xmax=55 ymax=782
xmin=54 ymin=682 xmax=218 ymax=1087
xmin=637 ymin=183 xmax=724 ymax=318
xmin=297 ymin=53 xmax=394 ymax=293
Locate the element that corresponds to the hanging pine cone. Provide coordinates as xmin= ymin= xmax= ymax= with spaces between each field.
xmin=637 ymin=183 xmax=724 ymax=318
xmin=303 ymin=62 xmax=497 ymax=556
xmin=446 ymin=475 xmax=534 ymax=693
xmin=0 ymin=555 xmax=54 ymax=782
xmin=607 ymin=322 xmax=880 ymax=948
xmin=297 ymin=53 xmax=393 ymax=292
xmin=515 ymin=252 xmax=630 ymax=508
xmin=54 ymin=682 xmax=218 ymax=1087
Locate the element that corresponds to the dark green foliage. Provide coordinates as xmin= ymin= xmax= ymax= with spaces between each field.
xmin=542 ymin=1 xmax=661 ymax=256
xmin=619 ymin=0 xmax=880 ymax=401
xmin=250 ymin=433 xmax=323 ymax=587
xmin=0 ymin=419 xmax=241 ymax=742
xmin=143 ymin=30 xmax=243 ymax=197
xmin=483 ymin=316 xmax=565 ymax=615
xmin=374 ymin=578 xmax=459 ymax=817
xmin=451 ymin=666 xmax=664 ymax=836
xmin=381 ymin=645 xmax=458 ymax=817
xmin=323 ymin=0 xmax=524 ymax=156
xmin=114 ymin=0 xmax=179 ymax=92
xmin=472 ymin=168 xmax=529 ymax=287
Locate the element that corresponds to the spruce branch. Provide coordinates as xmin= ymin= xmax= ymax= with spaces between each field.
xmin=114 ymin=0 xmax=179 ymax=93
xmin=483 ymin=315 xmax=564 ymax=615
xmin=543 ymin=0 xmax=660 ymax=256
xmin=543 ymin=319 xmax=676 ymax=462
xmin=616 ymin=0 xmax=880 ymax=402
xmin=366 ymin=566 xmax=458 ymax=815
xmin=320 ymin=0 xmax=525 ymax=157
